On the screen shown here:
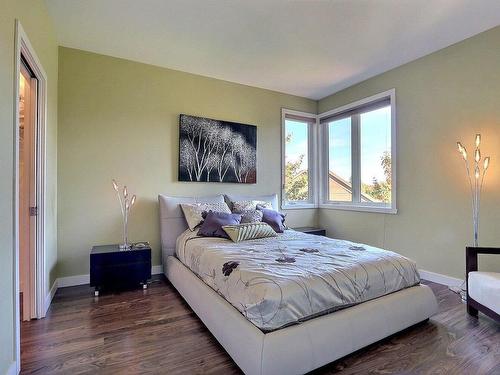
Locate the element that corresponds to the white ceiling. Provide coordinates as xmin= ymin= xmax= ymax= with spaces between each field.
xmin=45 ymin=0 xmax=500 ymax=100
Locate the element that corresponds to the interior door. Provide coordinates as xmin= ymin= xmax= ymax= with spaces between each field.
xmin=19 ymin=61 xmax=38 ymax=321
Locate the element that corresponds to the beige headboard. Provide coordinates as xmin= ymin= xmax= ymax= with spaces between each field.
xmin=158 ymin=192 xmax=279 ymax=271
xmin=158 ymin=194 xmax=226 ymax=259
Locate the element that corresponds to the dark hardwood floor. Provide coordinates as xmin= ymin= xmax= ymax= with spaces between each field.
xmin=21 ymin=279 xmax=499 ymax=374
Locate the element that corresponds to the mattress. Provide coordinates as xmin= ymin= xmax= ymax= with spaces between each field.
xmin=176 ymin=229 xmax=420 ymax=331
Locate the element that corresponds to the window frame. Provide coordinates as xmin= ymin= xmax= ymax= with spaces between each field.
xmin=318 ymin=89 xmax=397 ymax=214
xmin=281 ymin=108 xmax=318 ymax=210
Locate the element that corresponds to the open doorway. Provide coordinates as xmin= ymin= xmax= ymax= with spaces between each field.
xmin=13 ymin=20 xmax=48 ymax=373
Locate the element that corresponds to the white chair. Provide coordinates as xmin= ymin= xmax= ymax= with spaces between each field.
xmin=466 ymin=247 xmax=500 ymax=322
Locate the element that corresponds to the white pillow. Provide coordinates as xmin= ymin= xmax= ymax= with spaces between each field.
xmin=180 ymin=202 xmax=231 ymax=231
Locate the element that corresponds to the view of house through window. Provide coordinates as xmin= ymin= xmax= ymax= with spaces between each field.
xmin=328 ymin=117 xmax=352 ymax=201
xmin=283 ymin=118 xmax=310 ymax=203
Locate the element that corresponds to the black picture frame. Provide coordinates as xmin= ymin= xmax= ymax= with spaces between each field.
xmin=178 ymin=114 xmax=257 ymax=183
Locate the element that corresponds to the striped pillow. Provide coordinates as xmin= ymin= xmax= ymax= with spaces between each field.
xmin=222 ymin=222 xmax=277 ymax=243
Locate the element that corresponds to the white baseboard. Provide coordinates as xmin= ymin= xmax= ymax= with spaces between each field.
xmin=55 ymin=264 xmax=164 ymax=289
xmin=419 ymin=269 xmax=463 ymax=287
xmin=57 ymin=274 xmax=90 ymax=288
xmin=6 ymin=361 xmax=18 ymax=375
xmin=151 ymin=265 xmax=163 ymax=275
xmin=44 ymin=280 xmax=58 ymax=315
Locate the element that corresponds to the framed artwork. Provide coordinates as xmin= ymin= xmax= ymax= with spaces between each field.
xmin=179 ymin=114 xmax=257 ymax=183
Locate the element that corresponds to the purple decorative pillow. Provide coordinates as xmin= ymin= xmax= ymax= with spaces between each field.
xmin=256 ymin=206 xmax=286 ymax=233
xmin=198 ymin=211 xmax=242 ymax=239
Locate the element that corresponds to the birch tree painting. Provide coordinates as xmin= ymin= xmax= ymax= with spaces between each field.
xmin=179 ymin=114 xmax=257 ymax=183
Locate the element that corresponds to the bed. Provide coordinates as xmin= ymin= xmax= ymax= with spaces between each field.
xmin=159 ymin=194 xmax=438 ymax=375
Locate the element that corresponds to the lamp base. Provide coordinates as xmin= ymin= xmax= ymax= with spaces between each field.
xmin=119 ymin=243 xmax=131 ymax=250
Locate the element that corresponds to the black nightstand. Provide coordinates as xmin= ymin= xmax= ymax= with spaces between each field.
xmin=90 ymin=243 xmax=152 ymax=296
xmin=293 ymin=227 xmax=326 ymax=236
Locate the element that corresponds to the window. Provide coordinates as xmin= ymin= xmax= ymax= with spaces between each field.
xmin=281 ymin=109 xmax=316 ymax=208
xmin=319 ymin=89 xmax=396 ymax=213
xmin=280 ymin=90 xmax=396 ymax=213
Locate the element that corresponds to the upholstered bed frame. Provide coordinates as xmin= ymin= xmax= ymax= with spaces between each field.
xmin=158 ymin=194 xmax=438 ymax=375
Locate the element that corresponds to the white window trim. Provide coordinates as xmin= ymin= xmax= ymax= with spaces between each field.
xmin=281 ymin=108 xmax=318 ymax=210
xmin=318 ymin=89 xmax=397 ymax=214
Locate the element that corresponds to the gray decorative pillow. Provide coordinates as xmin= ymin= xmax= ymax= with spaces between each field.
xmin=232 ymin=200 xmax=272 ymax=213
xmin=239 ymin=209 xmax=263 ymax=224
xmin=180 ymin=202 xmax=231 ymax=231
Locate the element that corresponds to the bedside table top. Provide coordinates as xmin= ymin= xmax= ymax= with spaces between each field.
xmin=293 ymin=227 xmax=325 ymax=233
xmin=91 ymin=243 xmax=151 ymax=255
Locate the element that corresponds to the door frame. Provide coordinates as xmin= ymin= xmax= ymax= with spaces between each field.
xmin=13 ymin=20 xmax=48 ymax=373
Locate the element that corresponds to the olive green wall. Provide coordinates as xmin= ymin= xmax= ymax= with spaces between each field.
xmin=318 ymin=26 xmax=500 ymax=279
xmin=57 ymin=47 xmax=317 ymax=278
xmin=58 ymin=27 xmax=500 ymax=281
xmin=0 ymin=1 xmax=58 ymax=373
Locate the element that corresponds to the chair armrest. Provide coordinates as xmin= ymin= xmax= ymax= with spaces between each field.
xmin=466 ymin=247 xmax=500 ymax=275
xmin=466 ymin=247 xmax=478 ymax=277
xmin=467 ymin=247 xmax=500 ymax=256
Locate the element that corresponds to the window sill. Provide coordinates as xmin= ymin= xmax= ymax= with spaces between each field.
xmin=319 ymin=203 xmax=397 ymax=214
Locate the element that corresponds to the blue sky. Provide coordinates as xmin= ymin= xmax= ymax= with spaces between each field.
xmin=286 ymin=106 xmax=391 ymax=184
xmin=285 ymin=120 xmax=309 ymax=170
